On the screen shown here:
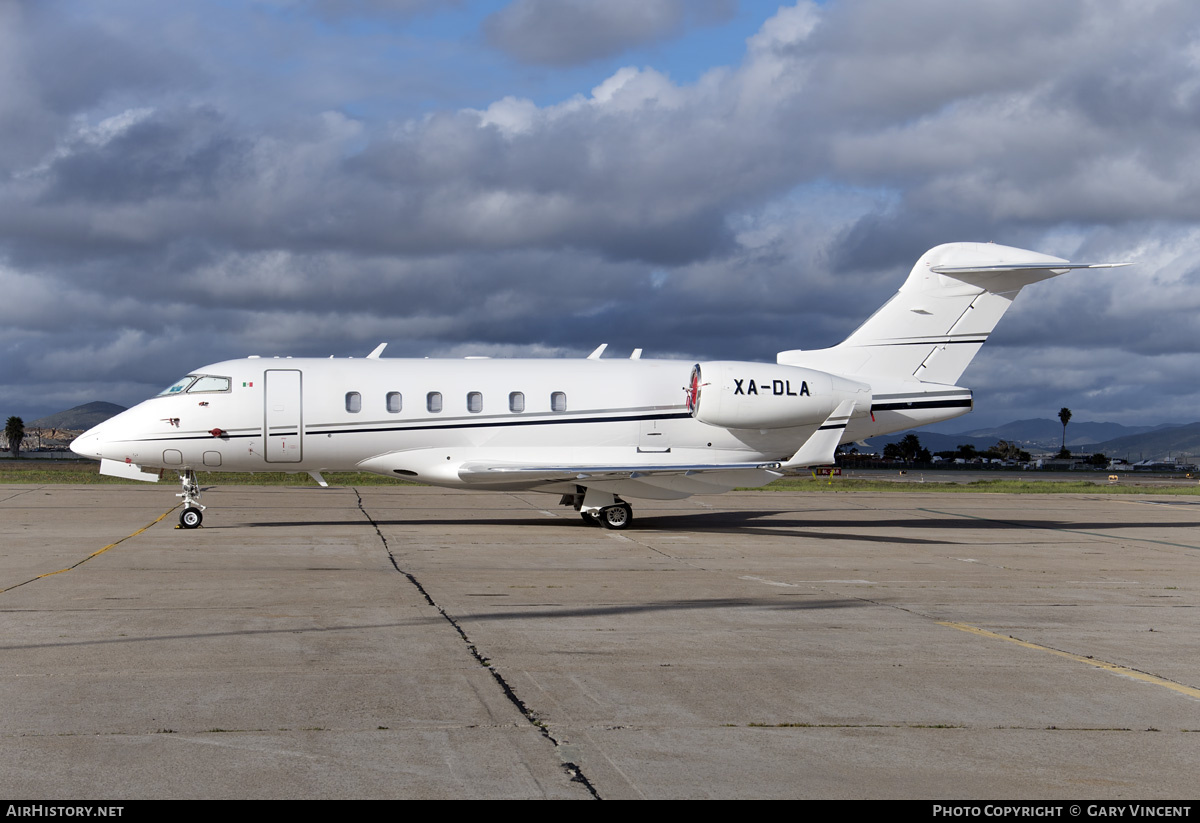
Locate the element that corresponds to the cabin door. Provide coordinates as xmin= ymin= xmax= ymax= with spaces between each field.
xmin=264 ymin=369 xmax=303 ymax=463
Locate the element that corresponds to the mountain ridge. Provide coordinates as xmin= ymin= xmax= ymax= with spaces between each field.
xmin=29 ymin=402 xmax=127 ymax=431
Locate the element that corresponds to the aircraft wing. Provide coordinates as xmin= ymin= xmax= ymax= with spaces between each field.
xmin=456 ymin=460 xmax=787 ymax=499
xmin=357 ymin=396 xmax=860 ymax=499
xmin=457 ymin=460 xmax=784 ymax=482
xmin=358 ymin=398 xmax=858 ymax=499
xmin=357 ymin=448 xmax=789 ymax=498
xmin=455 ymin=400 xmax=857 ymax=482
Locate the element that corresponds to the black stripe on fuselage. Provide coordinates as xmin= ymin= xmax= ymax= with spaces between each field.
xmin=305 ymin=410 xmax=695 ymax=436
xmin=109 ymin=410 xmax=695 ymax=444
xmin=871 ymin=398 xmax=972 ymax=412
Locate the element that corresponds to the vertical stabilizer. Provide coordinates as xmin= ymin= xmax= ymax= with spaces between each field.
xmin=778 ymin=242 xmax=1125 ymax=385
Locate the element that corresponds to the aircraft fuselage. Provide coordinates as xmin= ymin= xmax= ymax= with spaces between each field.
xmin=72 ymin=355 xmax=968 ymax=492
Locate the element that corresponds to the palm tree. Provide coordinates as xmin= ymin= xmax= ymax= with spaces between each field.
xmin=1058 ymin=407 xmax=1072 ymax=453
xmin=4 ymin=416 xmax=24 ymax=459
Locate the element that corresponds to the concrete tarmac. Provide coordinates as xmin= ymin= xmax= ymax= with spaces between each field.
xmin=1 ymin=483 xmax=1198 ymax=799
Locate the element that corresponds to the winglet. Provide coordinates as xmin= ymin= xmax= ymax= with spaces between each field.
xmin=587 ymin=344 xmax=607 ymax=360
xmin=367 ymin=343 xmax=387 ymax=360
xmin=783 ymin=400 xmax=855 ymax=468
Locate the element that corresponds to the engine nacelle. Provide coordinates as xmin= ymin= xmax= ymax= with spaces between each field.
xmin=686 ymin=361 xmax=870 ymax=430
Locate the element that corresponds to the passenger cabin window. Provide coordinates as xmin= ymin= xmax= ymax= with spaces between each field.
xmin=427 ymin=392 xmax=443 ymax=413
xmin=509 ymin=391 xmax=525 ymax=413
xmin=551 ymin=391 xmax=567 ymax=412
xmin=188 ymin=376 xmax=231 ymax=393
xmin=345 ymin=392 xmax=362 ymax=413
xmin=467 ymin=391 xmax=483 ymax=413
xmin=386 ymin=392 xmax=402 ymax=413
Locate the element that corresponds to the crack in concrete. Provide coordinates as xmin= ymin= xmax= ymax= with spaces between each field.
xmin=352 ymin=488 xmax=602 ymax=799
xmin=0 ymin=486 xmax=43 ymax=504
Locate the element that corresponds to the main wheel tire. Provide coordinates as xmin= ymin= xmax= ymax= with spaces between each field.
xmin=180 ymin=507 xmax=203 ymax=529
xmin=581 ymin=511 xmax=599 ymax=526
xmin=598 ymin=503 xmax=632 ymax=530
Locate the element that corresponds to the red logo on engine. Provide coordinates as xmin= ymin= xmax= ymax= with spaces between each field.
xmin=686 ymin=364 xmax=702 ymax=414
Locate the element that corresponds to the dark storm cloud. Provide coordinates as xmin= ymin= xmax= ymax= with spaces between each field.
xmin=483 ymin=0 xmax=736 ymax=66
xmin=0 ymin=1 xmax=201 ymax=174
xmin=2 ymin=0 xmax=1200 ymax=427
xmin=11 ymin=90 xmax=755 ymax=266
xmin=39 ymin=106 xmax=240 ymax=205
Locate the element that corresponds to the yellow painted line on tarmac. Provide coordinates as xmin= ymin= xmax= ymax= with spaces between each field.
xmin=0 ymin=506 xmax=178 ymax=594
xmin=938 ymin=621 xmax=1200 ymax=700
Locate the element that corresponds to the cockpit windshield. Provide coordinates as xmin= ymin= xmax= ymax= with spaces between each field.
xmin=157 ymin=375 xmax=232 ymax=396
xmin=159 ymin=375 xmax=198 ymax=396
xmin=188 ymin=376 xmax=231 ymax=393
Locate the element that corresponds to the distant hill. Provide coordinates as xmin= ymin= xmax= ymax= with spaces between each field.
xmin=958 ymin=418 xmax=1163 ymax=450
xmin=30 ymin=402 xmax=126 ymax=431
xmin=1077 ymin=422 xmax=1200 ymax=461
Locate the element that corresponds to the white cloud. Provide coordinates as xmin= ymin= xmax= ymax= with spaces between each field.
xmin=475 ymin=96 xmax=539 ymax=137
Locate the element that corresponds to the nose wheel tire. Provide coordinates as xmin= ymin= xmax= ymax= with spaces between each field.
xmin=180 ymin=507 xmax=203 ymax=529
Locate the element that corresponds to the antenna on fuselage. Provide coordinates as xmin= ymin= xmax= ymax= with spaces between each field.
xmin=367 ymin=343 xmax=387 ymax=359
xmin=587 ymin=344 xmax=607 ymax=360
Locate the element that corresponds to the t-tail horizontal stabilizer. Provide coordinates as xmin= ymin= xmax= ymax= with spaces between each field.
xmin=783 ymin=400 xmax=855 ymax=468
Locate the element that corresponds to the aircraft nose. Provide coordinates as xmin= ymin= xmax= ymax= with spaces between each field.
xmin=71 ymin=428 xmax=103 ymax=459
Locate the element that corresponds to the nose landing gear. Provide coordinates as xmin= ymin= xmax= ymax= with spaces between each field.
xmin=176 ymin=469 xmax=205 ymax=529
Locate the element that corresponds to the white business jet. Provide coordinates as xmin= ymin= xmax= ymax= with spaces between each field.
xmin=71 ymin=242 xmax=1125 ymax=530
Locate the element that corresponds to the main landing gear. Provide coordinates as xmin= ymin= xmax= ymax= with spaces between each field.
xmin=591 ymin=502 xmax=633 ymax=530
xmin=176 ymin=469 xmax=205 ymax=529
xmin=563 ymin=487 xmax=634 ymax=530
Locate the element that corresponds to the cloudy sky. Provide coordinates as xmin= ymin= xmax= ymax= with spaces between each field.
xmin=3 ymin=0 xmax=1198 ymax=430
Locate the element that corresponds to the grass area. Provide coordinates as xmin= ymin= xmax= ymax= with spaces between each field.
xmin=3 ymin=459 xmax=1196 ymax=495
